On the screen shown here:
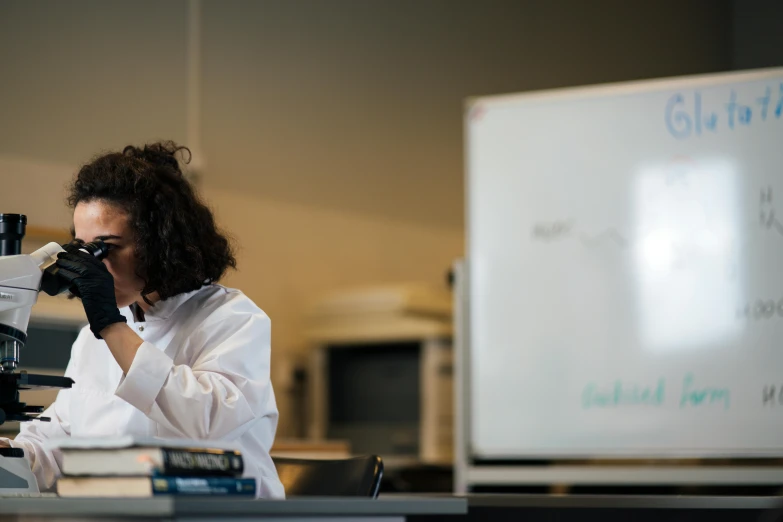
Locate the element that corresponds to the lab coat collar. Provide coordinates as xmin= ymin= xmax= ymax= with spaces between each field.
xmin=120 ymin=285 xmax=208 ymax=324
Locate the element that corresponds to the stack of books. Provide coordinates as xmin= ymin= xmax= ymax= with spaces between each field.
xmin=50 ymin=437 xmax=255 ymax=497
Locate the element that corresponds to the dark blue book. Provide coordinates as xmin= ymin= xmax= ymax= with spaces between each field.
xmin=57 ymin=476 xmax=256 ymax=497
xmin=152 ymin=476 xmax=256 ymax=496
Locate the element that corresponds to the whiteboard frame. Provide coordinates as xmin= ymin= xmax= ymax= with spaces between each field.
xmin=465 ymin=66 xmax=783 ymax=113
xmin=457 ymin=67 xmax=783 ymax=492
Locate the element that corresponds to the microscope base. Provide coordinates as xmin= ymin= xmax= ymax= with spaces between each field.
xmin=0 ymin=455 xmax=39 ymax=494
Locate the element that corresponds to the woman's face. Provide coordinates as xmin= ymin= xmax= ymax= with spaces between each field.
xmin=72 ymin=200 xmax=145 ymax=308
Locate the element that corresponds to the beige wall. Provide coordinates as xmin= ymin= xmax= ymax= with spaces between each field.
xmin=0 ymin=0 xmax=188 ymax=165
xmin=209 ymin=188 xmax=462 ymax=357
xmin=0 ymin=0 xmax=731 ymax=436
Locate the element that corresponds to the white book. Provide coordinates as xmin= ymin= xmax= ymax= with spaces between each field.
xmin=44 ymin=435 xmax=240 ymax=452
xmin=47 ymin=436 xmax=244 ymax=477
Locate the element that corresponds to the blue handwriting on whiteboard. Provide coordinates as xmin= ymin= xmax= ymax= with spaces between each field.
xmin=665 ymin=83 xmax=783 ymax=139
xmin=679 ymin=373 xmax=730 ymax=410
xmin=582 ymin=379 xmax=665 ymax=408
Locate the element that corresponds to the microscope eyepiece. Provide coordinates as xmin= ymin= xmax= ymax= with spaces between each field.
xmin=0 ymin=214 xmax=26 ymax=257
xmin=39 ymin=239 xmax=110 ymax=297
xmin=77 ymin=240 xmax=109 ymax=260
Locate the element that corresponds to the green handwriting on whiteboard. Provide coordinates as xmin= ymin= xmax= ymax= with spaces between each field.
xmin=582 ymin=379 xmax=665 ymax=408
xmin=680 ymin=373 xmax=730 ymax=410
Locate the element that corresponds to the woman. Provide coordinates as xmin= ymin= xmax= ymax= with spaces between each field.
xmin=3 ymin=141 xmax=284 ymax=498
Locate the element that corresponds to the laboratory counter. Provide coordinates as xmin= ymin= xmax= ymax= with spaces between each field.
xmin=400 ymin=493 xmax=783 ymax=522
xmin=0 ymin=495 xmax=467 ymax=522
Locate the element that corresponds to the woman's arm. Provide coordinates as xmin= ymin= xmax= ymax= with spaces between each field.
xmin=100 ymin=323 xmax=143 ymax=374
xmin=9 ymin=393 xmax=72 ymax=491
xmin=55 ymin=251 xmax=274 ymax=441
xmin=112 ymin=313 xmax=273 ymax=440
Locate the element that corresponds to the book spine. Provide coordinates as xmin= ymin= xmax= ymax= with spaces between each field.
xmin=151 ymin=477 xmax=256 ymax=496
xmin=159 ymin=449 xmax=244 ymax=477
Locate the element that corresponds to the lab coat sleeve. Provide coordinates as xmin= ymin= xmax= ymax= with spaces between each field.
xmin=10 ymin=357 xmax=76 ymax=492
xmin=114 ymin=311 xmax=272 ymax=440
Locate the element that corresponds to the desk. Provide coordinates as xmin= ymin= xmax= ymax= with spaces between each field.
xmin=0 ymin=496 xmax=466 ymax=522
xmin=1 ymin=493 xmax=778 ymax=522
xmin=402 ymin=494 xmax=783 ymax=522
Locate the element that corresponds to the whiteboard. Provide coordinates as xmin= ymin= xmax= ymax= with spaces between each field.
xmin=466 ymin=67 xmax=783 ymax=459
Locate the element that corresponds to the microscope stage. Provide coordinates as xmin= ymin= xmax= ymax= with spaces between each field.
xmin=7 ymin=372 xmax=74 ymax=391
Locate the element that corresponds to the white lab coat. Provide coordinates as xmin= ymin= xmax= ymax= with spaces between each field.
xmin=10 ymin=284 xmax=285 ymax=498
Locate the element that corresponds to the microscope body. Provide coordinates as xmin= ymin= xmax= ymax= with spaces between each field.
xmin=0 ymin=213 xmax=104 ymax=493
xmin=0 ymin=242 xmax=65 ymax=374
xmin=0 ymin=213 xmax=106 ymax=424
xmin=0 ymin=212 xmax=102 ymax=420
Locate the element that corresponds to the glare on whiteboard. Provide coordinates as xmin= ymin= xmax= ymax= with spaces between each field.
xmin=633 ymin=158 xmax=742 ymax=350
xmin=639 ymin=228 xmax=676 ymax=272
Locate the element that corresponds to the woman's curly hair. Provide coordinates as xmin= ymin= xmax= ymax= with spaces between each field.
xmin=67 ymin=141 xmax=236 ymax=304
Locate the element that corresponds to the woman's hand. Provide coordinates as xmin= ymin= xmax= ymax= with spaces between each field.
xmin=55 ymin=251 xmax=126 ymax=339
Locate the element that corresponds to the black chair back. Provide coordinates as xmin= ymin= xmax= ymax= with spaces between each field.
xmin=273 ymin=455 xmax=383 ymax=498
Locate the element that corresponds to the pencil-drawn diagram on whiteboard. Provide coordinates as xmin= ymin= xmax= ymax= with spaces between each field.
xmin=528 ymin=156 xmax=736 ymax=262
xmin=528 ymin=155 xmax=745 ymax=350
xmin=531 ymin=220 xmax=628 ymax=248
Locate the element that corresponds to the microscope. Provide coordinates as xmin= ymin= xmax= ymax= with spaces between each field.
xmin=0 ymin=213 xmax=107 ymax=493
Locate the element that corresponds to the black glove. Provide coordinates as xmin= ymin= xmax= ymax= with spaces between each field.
xmin=56 ymin=251 xmax=127 ymax=339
